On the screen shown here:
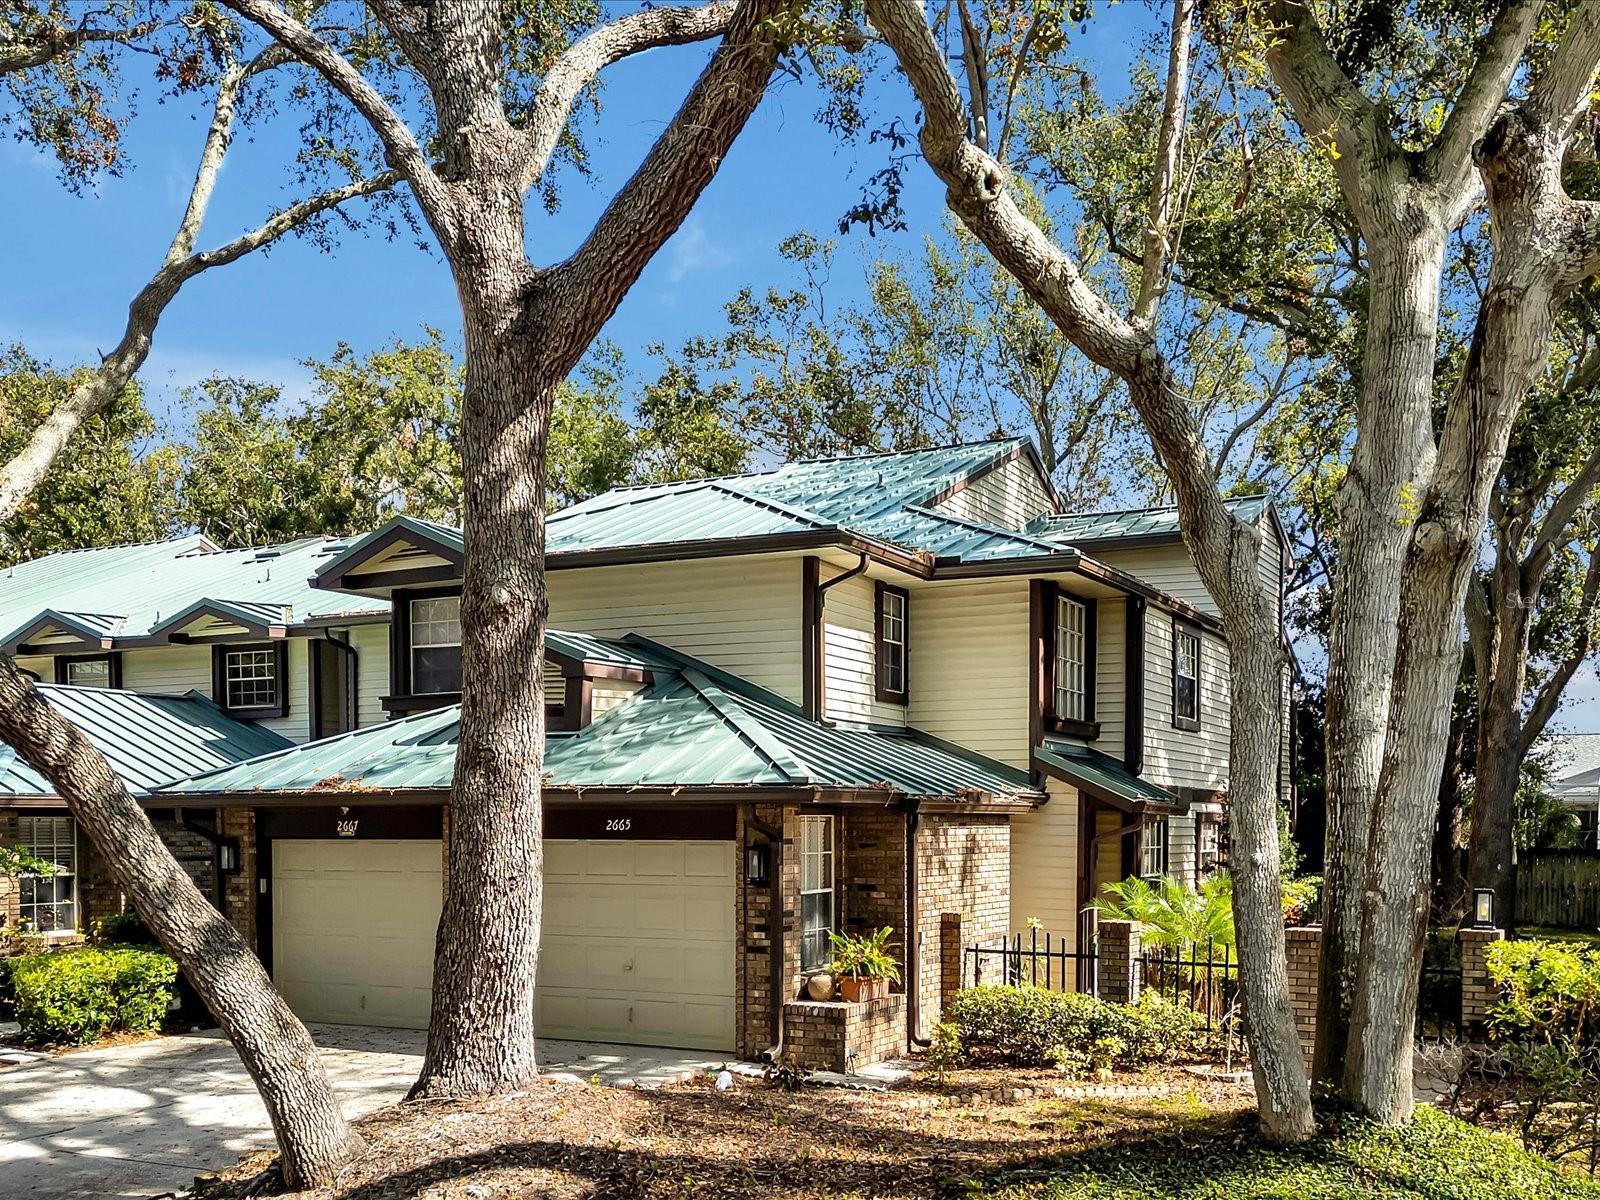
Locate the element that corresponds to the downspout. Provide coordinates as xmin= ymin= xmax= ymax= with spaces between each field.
xmin=811 ymin=553 xmax=869 ymax=720
xmin=746 ymin=806 xmax=786 ymax=1058
xmin=905 ymin=798 xmax=932 ymax=1047
xmin=1088 ymin=814 xmax=1146 ymax=898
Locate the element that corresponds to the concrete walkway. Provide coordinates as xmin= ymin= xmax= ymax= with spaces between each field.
xmin=0 ymin=1026 xmax=733 ymax=1200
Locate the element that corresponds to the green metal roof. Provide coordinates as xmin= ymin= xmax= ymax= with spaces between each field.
xmin=0 ymin=535 xmax=389 ymax=649
xmin=162 ymin=634 xmax=1041 ymax=804
xmin=1028 ymin=495 xmax=1270 ymax=547
xmin=0 ymin=685 xmax=293 ymax=798
xmin=1033 ymin=742 xmax=1183 ymax=811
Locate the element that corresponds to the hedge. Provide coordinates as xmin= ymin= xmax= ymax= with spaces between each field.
xmin=9 ymin=945 xmax=178 ymax=1045
xmin=939 ymin=985 xmax=1206 ymax=1074
xmin=1486 ymin=938 xmax=1600 ymax=1045
xmin=985 ymin=1106 xmax=1600 ymax=1198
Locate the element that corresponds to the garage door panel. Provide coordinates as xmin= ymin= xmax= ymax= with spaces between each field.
xmin=273 ymin=837 xmax=734 ymax=1050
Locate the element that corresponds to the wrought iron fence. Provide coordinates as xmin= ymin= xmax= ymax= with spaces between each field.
xmin=1417 ymin=936 xmax=1464 ymax=1042
xmin=964 ymin=926 xmax=1099 ymax=994
xmin=1137 ymin=940 xmax=1241 ymax=1035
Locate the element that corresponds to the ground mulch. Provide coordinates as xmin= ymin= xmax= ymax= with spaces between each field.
xmin=179 ymin=1065 xmax=1253 ymax=1200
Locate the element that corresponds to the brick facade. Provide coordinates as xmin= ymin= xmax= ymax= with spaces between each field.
xmin=783 ymin=995 xmax=907 ymax=1071
xmin=916 ymin=814 xmax=1009 ymax=1028
xmin=0 ymin=808 xmax=18 ymax=931
xmin=221 ymin=807 xmax=258 ymax=951
xmin=1284 ymin=925 xmax=1322 ymax=1064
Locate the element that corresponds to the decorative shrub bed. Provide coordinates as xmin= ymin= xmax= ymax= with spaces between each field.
xmin=8 ymin=945 xmax=177 ymax=1045
xmin=1486 ymin=938 xmax=1600 ymax=1044
xmin=935 ymin=984 xmax=1206 ymax=1075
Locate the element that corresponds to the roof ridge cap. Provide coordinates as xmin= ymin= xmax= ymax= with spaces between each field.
xmin=900 ymin=503 xmax=1065 ymax=552
xmin=678 ymin=667 xmax=814 ymax=784
xmin=703 ymin=479 xmax=839 ymax=530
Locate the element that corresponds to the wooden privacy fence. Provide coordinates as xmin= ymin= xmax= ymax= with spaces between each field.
xmin=1517 ymin=852 xmax=1600 ymax=931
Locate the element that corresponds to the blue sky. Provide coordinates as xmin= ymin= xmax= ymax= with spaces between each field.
xmin=0 ymin=7 xmax=1142 ymax=421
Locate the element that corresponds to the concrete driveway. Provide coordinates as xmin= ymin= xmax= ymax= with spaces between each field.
xmin=0 ymin=1026 xmax=732 ymax=1199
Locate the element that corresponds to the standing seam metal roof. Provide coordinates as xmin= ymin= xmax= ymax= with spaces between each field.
xmin=0 ymin=685 xmax=294 ymax=798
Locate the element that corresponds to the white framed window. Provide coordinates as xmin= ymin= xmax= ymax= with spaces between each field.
xmin=1054 ymin=594 xmax=1088 ymax=722
xmin=223 ymin=647 xmax=280 ymax=712
xmin=1141 ymin=817 xmax=1170 ymax=878
xmin=410 ymin=595 xmax=462 ymax=695
xmin=1173 ymin=623 xmax=1201 ymax=730
xmin=799 ymin=814 xmax=835 ymax=971
xmin=64 ymin=658 xmax=111 ymax=688
xmin=876 ymin=584 xmax=908 ymax=701
xmin=1198 ymin=819 xmax=1225 ymax=871
xmin=17 ymin=815 xmax=76 ymax=933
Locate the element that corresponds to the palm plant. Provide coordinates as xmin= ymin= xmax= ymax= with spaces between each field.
xmin=1088 ymin=873 xmax=1236 ymax=951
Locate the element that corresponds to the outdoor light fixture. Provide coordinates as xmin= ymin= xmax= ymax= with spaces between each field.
xmin=218 ymin=837 xmax=242 ymax=876
xmin=745 ymin=842 xmax=770 ymax=887
xmin=1472 ymin=888 xmax=1496 ymax=930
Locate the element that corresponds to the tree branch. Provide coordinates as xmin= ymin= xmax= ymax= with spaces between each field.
xmin=521 ymin=1 xmax=738 ymax=189
xmin=1519 ymin=548 xmax=1600 ymax=756
xmin=0 ymin=168 xmax=398 ymax=523
xmin=0 ymin=14 xmax=164 ymax=74
xmin=1529 ymin=0 xmax=1600 ymax=132
xmin=1133 ymin=0 xmax=1195 ymax=326
xmin=1526 ymin=442 xmax=1600 ymax=582
xmin=219 ymin=0 xmax=454 ymax=241
xmin=1428 ymin=0 xmax=1543 ymax=204
xmin=538 ymin=0 xmax=784 ymax=377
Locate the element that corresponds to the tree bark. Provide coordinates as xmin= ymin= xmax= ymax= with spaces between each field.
xmin=0 ymin=658 xmax=358 ymax=1187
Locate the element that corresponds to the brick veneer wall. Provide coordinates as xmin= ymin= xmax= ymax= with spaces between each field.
xmin=221 ymin=808 xmax=258 ymax=951
xmin=1460 ymin=927 xmax=1506 ymax=1032
xmin=1284 ymin=925 xmax=1322 ymax=1064
xmin=783 ymin=995 xmax=907 ymax=1071
xmin=916 ymin=814 xmax=1009 ymax=1029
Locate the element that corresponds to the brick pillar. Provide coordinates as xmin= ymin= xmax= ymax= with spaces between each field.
xmin=1284 ymin=925 xmax=1322 ymax=1065
xmin=1460 ymin=927 xmax=1506 ymax=1034
xmin=1097 ymin=919 xmax=1141 ymax=1004
xmin=0 ymin=809 xmax=21 ymax=931
xmin=219 ymin=808 xmax=257 ymax=952
xmin=939 ymin=911 xmax=964 ymax=1015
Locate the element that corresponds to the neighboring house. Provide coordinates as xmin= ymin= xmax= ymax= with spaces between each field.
xmin=1 ymin=438 xmax=1292 ymax=1065
xmin=1549 ymin=732 xmax=1600 ymax=850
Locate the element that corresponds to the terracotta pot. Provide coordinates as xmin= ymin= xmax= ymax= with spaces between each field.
xmin=805 ymin=973 xmax=835 ymax=1001
xmin=839 ymin=976 xmax=888 ymax=1004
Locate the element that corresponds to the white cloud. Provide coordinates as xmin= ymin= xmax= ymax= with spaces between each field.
xmin=665 ymin=217 xmax=734 ymax=284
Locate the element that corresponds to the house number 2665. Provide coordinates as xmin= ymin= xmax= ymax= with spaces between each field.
xmin=604 ymin=818 xmax=632 ymax=832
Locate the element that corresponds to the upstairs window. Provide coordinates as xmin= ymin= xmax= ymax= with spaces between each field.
xmin=214 ymin=643 xmax=288 ymax=719
xmin=875 ymin=584 xmax=909 ymax=703
xmin=799 ymin=814 xmax=835 ymax=971
xmin=1141 ymin=817 xmax=1170 ymax=879
xmin=17 ymin=815 xmax=76 ymax=933
xmin=410 ymin=595 xmax=462 ymax=695
xmin=1054 ymin=595 xmax=1088 ymax=722
xmin=1173 ymin=622 xmax=1201 ymax=731
xmin=55 ymin=654 xmax=119 ymax=689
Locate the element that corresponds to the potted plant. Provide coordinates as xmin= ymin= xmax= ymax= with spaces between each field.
xmin=828 ymin=926 xmax=901 ymax=1003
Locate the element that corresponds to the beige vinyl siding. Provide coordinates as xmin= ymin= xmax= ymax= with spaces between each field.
xmin=821 ymin=569 xmax=906 ymax=727
xmin=548 ymin=556 xmax=804 ymax=704
xmin=1142 ymin=617 xmax=1230 ymax=793
xmin=1093 ymin=598 xmax=1126 ymax=761
xmin=345 ymin=623 xmax=390 ymax=729
xmin=907 ymin=579 xmax=1030 ymax=769
xmin=592 ymin=678 xmax=642 ymax=717
xmin=1090 ymin=544 xmax=1218 ymax=616
xmin=259 ymin=638 xmax=310 ymax=743
xmin=1009 ymin=777 xmax=1081 ymax=954
xmin=933 ymin=455 xmax=1054 ymax=531
xmin=120 ymin=644 xmax=212 ymax=694
xmin=1167 ymin=814 xmax=1198 ymax=884
xmin=12 ymin=655 xmax=51 ymax=680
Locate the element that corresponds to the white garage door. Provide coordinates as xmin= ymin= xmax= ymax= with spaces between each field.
xmin=270 ymin=837 xmax=736 ymax=1051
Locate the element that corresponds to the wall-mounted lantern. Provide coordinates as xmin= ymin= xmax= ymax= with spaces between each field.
xmin=218 ymin=837 xmax=242 ymax=876
xmin=1472 ymin=888 xmax=1496 ymax=930
xmin=745 ymin=841 xmax=771 ymax=887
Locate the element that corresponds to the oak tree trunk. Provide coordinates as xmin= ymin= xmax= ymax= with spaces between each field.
xmin=0 ymin=658 xmax=358 ymax=1188
xmin=1315 ymin=223 xmax=1449 ymax=1084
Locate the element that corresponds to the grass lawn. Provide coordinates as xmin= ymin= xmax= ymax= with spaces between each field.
xmin=1518 ymin=926 xmax=1600 ymax=948
xmin=188 ymin=1068 xmax=1600 ymax=1200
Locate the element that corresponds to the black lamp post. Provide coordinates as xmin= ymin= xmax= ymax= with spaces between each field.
xmin=1472 ymin=887 xmax=1496 ymax=930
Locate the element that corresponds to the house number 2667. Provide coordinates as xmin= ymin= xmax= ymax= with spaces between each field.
xmin=604 ymin=818 xmax=632 ymax=832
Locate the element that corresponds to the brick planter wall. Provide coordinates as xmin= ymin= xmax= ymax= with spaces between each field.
xmin=783 ymin=994 xmax=908 ymax=1072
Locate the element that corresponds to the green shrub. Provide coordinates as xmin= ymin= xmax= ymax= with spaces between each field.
xmin=1486 ymin=937 xmax=1600 ymax=1045
xmin=90 ymin=910 xmax=159 ymax=947
xmin=944 ymin=985 xmax=1204 ymax=1072
xmin=9 ymin=946 xmax=177 ymax=1045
